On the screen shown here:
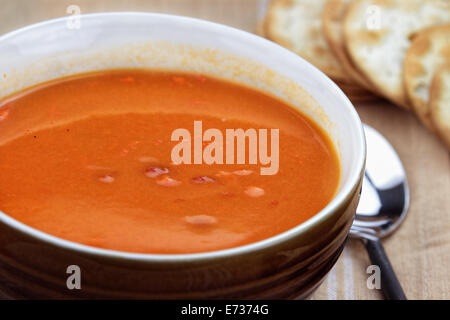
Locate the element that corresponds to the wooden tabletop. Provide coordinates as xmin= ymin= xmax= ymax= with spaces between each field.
xmin=1 ymin=0 xmax=449 ymax=300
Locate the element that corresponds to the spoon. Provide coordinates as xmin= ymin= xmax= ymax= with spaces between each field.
xmin=350 ymin=124 xmax=409 ymax=300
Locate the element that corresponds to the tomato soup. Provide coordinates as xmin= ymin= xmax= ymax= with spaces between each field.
xmin=0 ymin=70 xmax=340 ymax=254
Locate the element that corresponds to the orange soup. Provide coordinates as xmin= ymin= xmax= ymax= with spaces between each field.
xmin=0 ymin=70 xmax=340 ymax=254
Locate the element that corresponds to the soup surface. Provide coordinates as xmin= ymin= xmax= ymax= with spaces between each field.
xmin=0 ymin=70 xmax=339 ymax=254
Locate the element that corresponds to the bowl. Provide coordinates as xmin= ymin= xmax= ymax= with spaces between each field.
xmin=0 ymin=12 xmax=365 ymax=299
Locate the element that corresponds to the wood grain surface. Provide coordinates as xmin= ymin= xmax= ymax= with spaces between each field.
xmin=0 ymin=0 xmax=449 ymax=300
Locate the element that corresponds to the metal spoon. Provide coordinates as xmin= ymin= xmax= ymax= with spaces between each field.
xmin=350 ymin=124 xmax=409 ymax=300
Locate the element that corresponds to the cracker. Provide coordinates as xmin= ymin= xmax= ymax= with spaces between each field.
xmin=344 ymin=0 xmax=450 ymax=109
xmin=336 ymin=79 xmax=381 ymax=101
xmin=404 ymin=24 xmax=450 ymax=130
xmin=265 ymin=0 xmax=348 ymax=81
xmin=256 ymin=20 xmax=266 ymax=37
xmin=430 ymin=66 xmax=450 ymax=149
xmin=347 ymin=93 xmax=381 ymax=103
xmin=322 ymin=0 xmax=375 ymax=91
xmin=340 ymin=85 xmax=382 ymax=102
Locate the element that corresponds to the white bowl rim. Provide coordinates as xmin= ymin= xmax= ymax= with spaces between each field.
xmin=0 ymin=12 xmax=366 ymax=263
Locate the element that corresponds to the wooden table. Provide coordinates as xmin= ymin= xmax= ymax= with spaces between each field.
xmin=1 ymin=0 xmax=449 ymax=300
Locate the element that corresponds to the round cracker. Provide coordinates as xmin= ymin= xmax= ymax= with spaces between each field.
xmin=265 ymin=0 xmax=349 ymax=82
xmin=336 ymin=79 xmax=380 ymax=100
xmin=340 ymin=85 xmax=382 ymax=103
xmin=343 ymin=0 xmax=450 ymax=109
xmin=340 ymin=86 xmax=373 ymax=94
xmin=347 ymin=94 xmax=382 ymax=103
xmin=336 ymin=79 xmax=374 ymax=91
xmin=430 ymin=66 xmax=450 ymax=150
xmin=322 ymin=0 xmax=376 ymax=91
xmin=404 ymin=24 xmax=450 ymax=130
xmin=256 ymin=20 xmax=266 ymax=37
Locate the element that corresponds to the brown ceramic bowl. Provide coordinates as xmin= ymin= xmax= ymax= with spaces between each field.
xmin=0 ymin=13 xmax=365 ymax=299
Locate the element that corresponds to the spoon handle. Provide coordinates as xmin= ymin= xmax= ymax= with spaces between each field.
xmin=365 ymin=239 xmax=407 ymax=300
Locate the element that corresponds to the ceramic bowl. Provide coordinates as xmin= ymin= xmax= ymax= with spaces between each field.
xmin=0 ymin=13 xmax=365 ymax=299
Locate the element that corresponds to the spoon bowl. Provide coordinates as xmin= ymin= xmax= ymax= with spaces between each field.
xmin=350 ymin=124 xmax=410 ymax=299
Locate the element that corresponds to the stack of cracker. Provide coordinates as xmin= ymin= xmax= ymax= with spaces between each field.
xmin=259 ymin=0 xmax=450 ymax=149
